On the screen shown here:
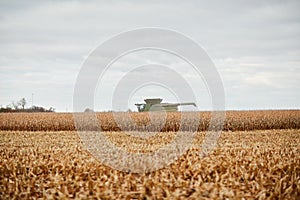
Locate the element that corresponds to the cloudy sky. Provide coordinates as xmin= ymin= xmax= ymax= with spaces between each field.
xmin=0 ymin=0 xmax=299 ymax=112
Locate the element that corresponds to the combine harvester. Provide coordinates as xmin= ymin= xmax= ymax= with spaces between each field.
xmin=135 ymin=98 xmax=196 ymax=112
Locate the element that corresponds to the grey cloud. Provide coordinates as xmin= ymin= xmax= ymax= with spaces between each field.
xmin=0 ymin=0 xmax=299 ymax=111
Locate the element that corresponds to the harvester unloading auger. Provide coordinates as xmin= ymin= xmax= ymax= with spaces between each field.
xmin=135 ymin=98 xmax=196 ymax=112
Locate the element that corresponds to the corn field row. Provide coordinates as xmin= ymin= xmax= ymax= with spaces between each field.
xmin=0 ymin=110 xmax=299 ymax=131
xmin=0 ymin=130 xmax=299 ymax=199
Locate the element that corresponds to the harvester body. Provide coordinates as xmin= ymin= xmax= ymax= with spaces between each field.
xmin=135 ymin=98 xmax=196 ymax=112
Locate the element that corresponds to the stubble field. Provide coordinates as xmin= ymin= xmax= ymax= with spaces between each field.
xmin=0 ymin=110 xmax=299 ymax=199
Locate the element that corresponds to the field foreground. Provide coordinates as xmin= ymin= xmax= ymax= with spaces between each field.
xmin=0 ymin=130 xmax=299 ymax=199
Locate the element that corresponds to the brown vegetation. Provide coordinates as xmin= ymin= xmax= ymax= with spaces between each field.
xmin=0 ymin=111 xmax=299 ymax=198
xmin=0 ymin=110 xmax=299 ymax=131
xmin=0 ymin=130 xmax=299 ymax=199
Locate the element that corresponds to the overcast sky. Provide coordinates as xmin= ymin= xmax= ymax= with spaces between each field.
xmin=0 ymin=0 xmax=299 ymax=112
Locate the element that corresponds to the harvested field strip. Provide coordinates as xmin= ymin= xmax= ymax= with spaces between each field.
xmin=0 ymin=110 xmax=299 ymax=131
xmin=0 ymin=130 xmax=299 ymax=199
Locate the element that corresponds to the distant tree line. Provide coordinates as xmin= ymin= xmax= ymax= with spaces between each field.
xmin=0 ymin=98 xmax=55 ymax=113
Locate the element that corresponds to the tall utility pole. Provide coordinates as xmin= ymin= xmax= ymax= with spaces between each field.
xmin=32 ymin=93 xmax=34 ymax=108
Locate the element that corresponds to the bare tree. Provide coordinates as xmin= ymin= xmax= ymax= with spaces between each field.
xmin=48 ymin=107 xmax=55 ymax=112
xmin=12 ymin=101 xmax=20 ymax=110
xmin=19 ymin=98 xmax=26 ymax=109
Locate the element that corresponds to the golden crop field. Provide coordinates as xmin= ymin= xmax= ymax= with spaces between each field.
xmin=0 ymin=110 xmax=299 ymax=131
xmin=1 ymin=130 xmax=299 ymax=199
xmin=0 ymin=110 xmax=300 ymax=199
